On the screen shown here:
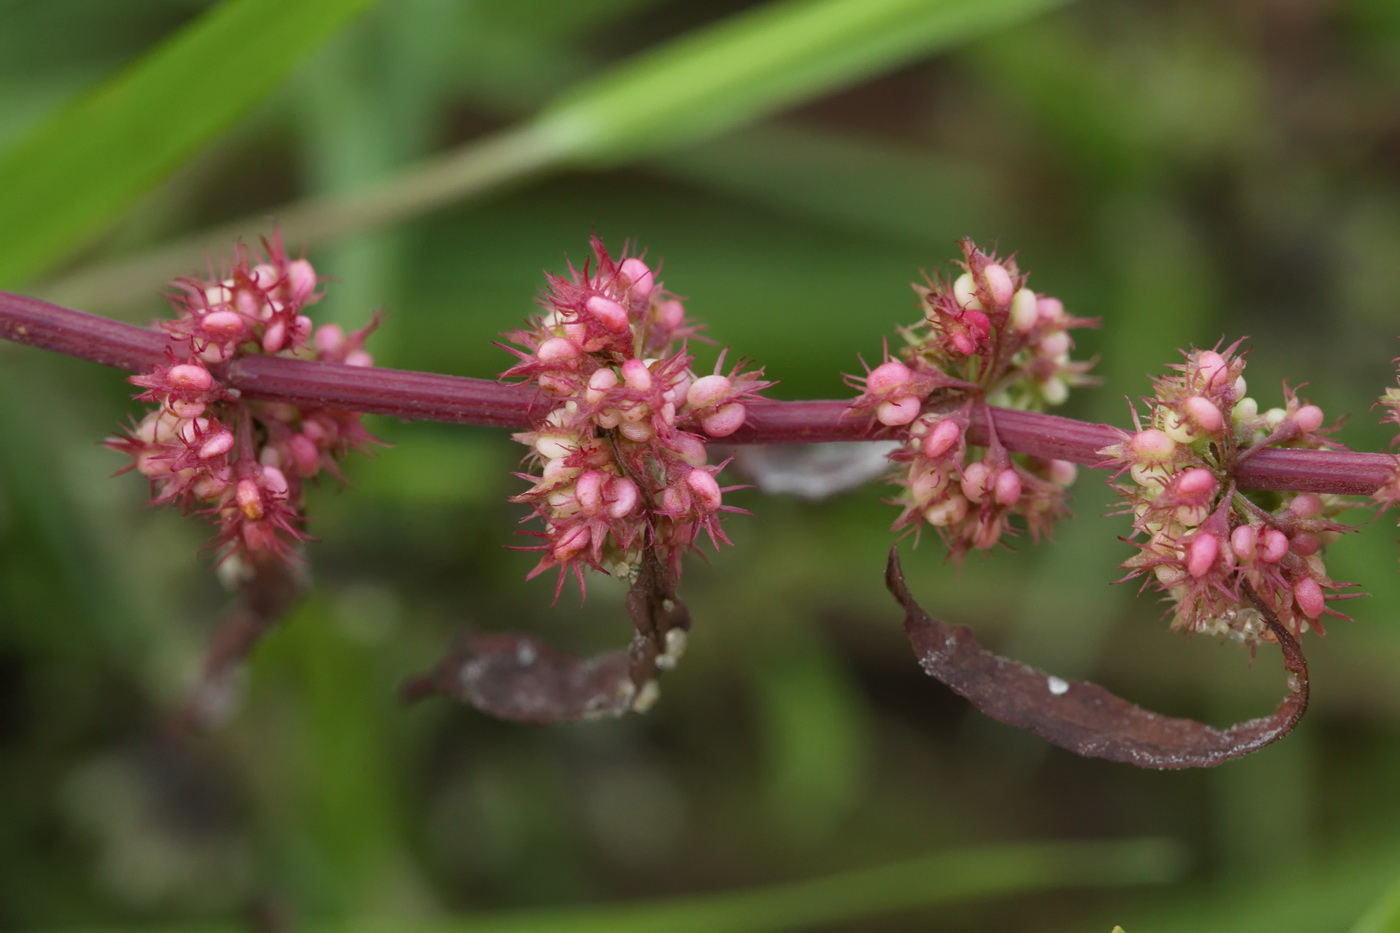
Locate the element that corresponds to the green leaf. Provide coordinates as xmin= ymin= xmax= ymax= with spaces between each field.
xmin=0 ymin=0 xmax=381 ymax=288
xmin=536 ymin=0 xmax=1076 ymax=163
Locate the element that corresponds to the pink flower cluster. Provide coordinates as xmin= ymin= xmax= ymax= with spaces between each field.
xmin=1104 ymin=344 xmax=1352 ymax=642
xmin=108 ymin=236 xmax=376 ymax=567
xmin=848 ymin=240 xmax=1094 ymax=557
xmin=503 ymin=237 xmax=769 ymax=596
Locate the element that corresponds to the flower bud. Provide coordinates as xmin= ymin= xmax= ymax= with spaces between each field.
xmin=1294 ymin=404 xmax=1324 ymax=434
xmin=979 ymin=262 xmax=1014 ymax=308
xmin=876 ymin=397 xmax=921 ymax=426
xmin=993 ymin=467 xmax=1022 ymax=506
xmin=701 ymin=403 xmax=746 ymax=437
xmin=621 ymin=358 xmax=653 ymax=391
xmin=960 ymin=461 xmax=991 ymax=503
xmin=687 ymin=374 xmax=733 ymax=409
xmin=1010 ymin=288 xmax=1039 ymax=332
xmin=1182 ymin=396 xmax=1223 ymax=435
xmin=866 ymin=360 xmax=912 ymax=395
xmin=620 ymin=258 xmax=654 ymax=299
xmin=1294 ymin=577 xmax=1325 ymax=619
xmin=921 ymin=419 xmax=962 ymax=460
xmin=1187 ymin=533 xmax=1219 ymax=578
xmin=585 ymin=295 xmax=630 ymax=333
xmin=686 ymin=469 xmax=723 ymax=511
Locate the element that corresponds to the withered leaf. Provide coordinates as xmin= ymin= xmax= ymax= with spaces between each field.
xmin=886 ymin=547 xmax=1309 ymax=769
xmin=403 ymin=549 xmax=691 ymax=723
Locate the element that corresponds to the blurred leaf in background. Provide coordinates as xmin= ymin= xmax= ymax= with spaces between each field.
xmin=4 ymin=0 xmax=1400 ymax=931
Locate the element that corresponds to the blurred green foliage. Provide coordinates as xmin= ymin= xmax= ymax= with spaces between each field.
xmin=5 ymin=0 xmax=1400 ymax=930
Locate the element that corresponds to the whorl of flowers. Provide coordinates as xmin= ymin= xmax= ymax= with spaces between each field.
xmin=848 ymin=239 xmax=1095 ymax=559
xmin=106 ymin=234 xmax=377 ymax=570
xmin=502 ymin=236 xmax=769 ymax=597
xmin=1102 ymin=342 xmax=1354 ymax=643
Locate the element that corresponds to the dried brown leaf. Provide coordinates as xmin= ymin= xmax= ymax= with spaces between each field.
xmin=887 ymin=547 xmax=1309 ymax=768
xmin=403 ymin=549 xmax=691 ymax=723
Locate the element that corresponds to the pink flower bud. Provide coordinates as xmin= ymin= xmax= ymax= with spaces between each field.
xmin=315 ymin=323 xmax=346 ymax=356
xmin=960 ymin=461 xmax=991 ymax=503
xmin=345 ymin=350 xmax=373 ymax=368
xmin=236 ymin=478 xmax=264 ymax=520
xmin=1290 ymin=532 xmax=1321 ymax=556
xmin=1036 ymin=296 xmax=1064 ymax=325
xmin=288 ymin=434 xmax=321 ymax=476
xmin=671 ymin=433 xmax=708 ymax=466
xmin=261 ymin=465 xmax=289 ymax=498
xmin=659 ymin=299 xmax=686 ymax=331
xmin=202 ymin=310 xmax=246 ymax=340
xmin=1183 ymin=396 xmax=1223 ymax=434
xmin=1294 ymin=577 xmax=1325 ymax=619
xmin=1290 ymin=493 xmax=1322 ymax=518
xmin=1175 ymin=467 xmax=1217 ymax=498
xmin=1038 ymin=331 xmax=1071 ymax=358
xmin=1230 ymin=524 xmax=1258 ymax=562
xmin=1129 ymin=428 xmax=1176 ymax=460
xmin=285 ymin=259 xmax=317 ymax=304
xmin=701 ymin=403 xmax=746 ymax=438
xmin=537 ymin=337 xmax=581 ymax=365
xmin=168 ymin=364 xmax=213 ymax=391
xmin=1187 ymin=533 xmax=1219 ymax=578
xmin=921 ymin=419 xmax=962 ymax=460
xmin=866 ymin=360 xmax=912 ymax=395
xmin=606 ymin=477 xmax=640 ymax=518
xmin=585 ymin=295 xmax=630 ymax=333
xmin=575 ymin=470 xmax=604 ymax=513
xmin=1260 ymin=528 xmax=1289 ymax=563
xmin=876 ymin=397 xmax=921 ymax=426
xmin=620 ymin=258 xmax=654 ymax=299
xmin=1048 ymin=459 xmax=1078 ymax=486
xmin=1195 ymin=351 xmax=1230 ymax=390
xmin=687 ymin=374 xmax=733 ymax=409
xmin=1295 ymin=404 xmax=1324 ymax=433
xmin=910 ymin=467 xmax=949 ymax=502
xmin=993 ymin=467 xmax=1022 ymax=506
xmin=686 ymin=469 xmax=723 ymax=511
xmin=964 ymin=309 xmax=991 ymax=340
xmin=553 ymin=524 xmax=591 ymax=561
xmin=262 ymin=319 xmax=288 ymax=354
xmin=973 ymin=515 xmax=1004 ymax=550
xmin=170 ymin=399 xmax=206 ymax=419
xmin=950 ymin=332 xmax=978 ymax=356
xmin=622 ymin=358 xmax=653 ymax=391
xmin=619 ymin=421 xmax=653 ymax=442
xmin=979 ymin=262 xmax=1015 ymax=308
xmin=198 ymin=430 xmax=235 ymax=460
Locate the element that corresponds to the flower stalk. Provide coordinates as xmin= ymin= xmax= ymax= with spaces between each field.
xmin=2 ymin=289 xmax=1395 ymax=495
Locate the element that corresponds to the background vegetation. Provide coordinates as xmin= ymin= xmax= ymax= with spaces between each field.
xmin=4 ymin=0 xmax=1400 ymax=929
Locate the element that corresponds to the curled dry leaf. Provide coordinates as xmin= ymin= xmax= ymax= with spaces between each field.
xmin=886 ymin=547 xmax=1309 ymax=769
xmin=401 ymin=550 xmax=691 ymax=723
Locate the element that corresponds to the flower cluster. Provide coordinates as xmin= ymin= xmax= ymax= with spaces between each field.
xmin=503 ymin=237 xmax=769 ymax=596
xmin=848 ymin=240 xmax=1094 ymax=558
xmin=107 ymin=236 xmax=377 ymax=569
xmin=1103 ymin=344 xmax=1353 ymax=642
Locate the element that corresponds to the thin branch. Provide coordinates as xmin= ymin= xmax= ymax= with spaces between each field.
xmin=2 ymin=290 xmax=1396 ymax=496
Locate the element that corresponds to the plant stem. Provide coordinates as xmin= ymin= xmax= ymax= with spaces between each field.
xmin=2 ymin=290 xmax=1394 ymax=497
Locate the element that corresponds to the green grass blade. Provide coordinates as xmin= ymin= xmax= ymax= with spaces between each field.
xmin=0 ymin=0 xmax=382 ymax=288
xmin=28 ymin=837 xmax=1182 ymax=933
xmin=536 ymin=0 xmax=1075 ymax=163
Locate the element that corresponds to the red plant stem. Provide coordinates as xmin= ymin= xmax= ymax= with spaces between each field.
xmin=3 ymin=291 xmax=1395 ymax=497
